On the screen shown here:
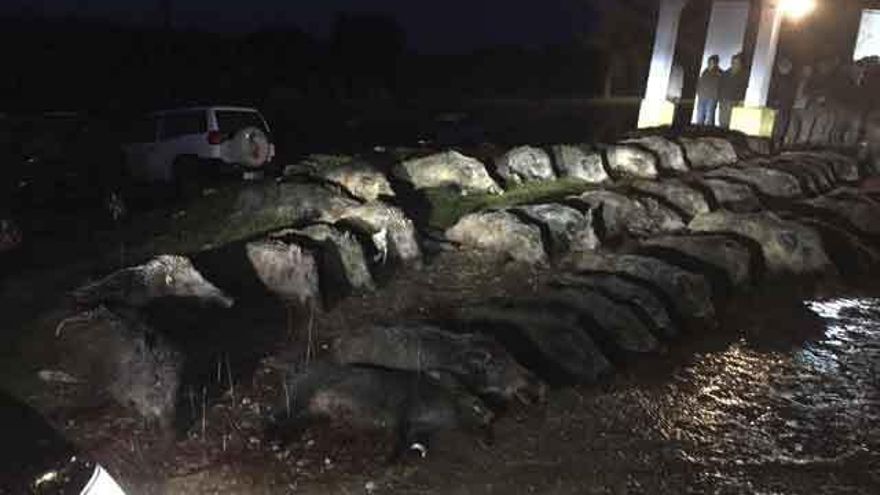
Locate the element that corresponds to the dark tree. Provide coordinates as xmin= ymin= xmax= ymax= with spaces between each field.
xmin=330 ymin=13 xmax=408 ymax=99
xmin=579 ymin=0 xmax=661 ymax=98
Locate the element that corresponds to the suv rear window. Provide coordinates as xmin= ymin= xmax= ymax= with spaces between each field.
xmin=215 ymin=111 xmax=268 ymax=135
xmin=160 ymin=111 xmax=206 ymax=139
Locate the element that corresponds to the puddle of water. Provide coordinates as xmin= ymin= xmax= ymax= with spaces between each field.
xmin=658 ymin=297 xmax=880 ymax=493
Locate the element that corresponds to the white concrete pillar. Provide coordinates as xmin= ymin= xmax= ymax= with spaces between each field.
xmin=744 ymin=2 xmax=784 ymax=106
xmin=854 ymin=9 xmax=880 ymax=61
xmin=731 ymin=0 xmax=784 ymax=136
xmin=638 ymin=0 xmax=687 ymax=129
xmin=692 ymin=0 xmax=751 ymax=124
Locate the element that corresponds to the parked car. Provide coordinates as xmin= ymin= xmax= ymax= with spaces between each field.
xmin=122 ymin=106 xmax=275 ymax=183
xmin=0 ymin=390 xmax=127 ymax=494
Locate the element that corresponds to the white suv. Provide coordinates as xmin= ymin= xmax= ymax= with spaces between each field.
xmin=123 ymin=106 xmax=275 ymax=182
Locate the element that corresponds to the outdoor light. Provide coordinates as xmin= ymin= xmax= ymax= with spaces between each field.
xmin=779 ymin=0 xmax=816 ymax=21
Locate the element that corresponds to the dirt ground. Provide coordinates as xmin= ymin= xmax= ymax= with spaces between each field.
xmin=2 ymin=249 xmax=880 ymax=494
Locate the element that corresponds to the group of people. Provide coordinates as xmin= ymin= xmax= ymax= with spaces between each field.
xmin=695 ymin=53 xmax=748 ymax=128
xmin=776 ymin=56 xmax=880 ymax=147
xmin=692 ymin=52 xmax=880 ymax=150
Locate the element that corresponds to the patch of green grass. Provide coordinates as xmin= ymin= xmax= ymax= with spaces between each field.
xmin=119 ymin=186 xmax=243 ymax=255
xmin=96 ymin=184 xmax=298 ymax=261
xmin=299 ymin=154 xmax=355 ymax=169
xmin=425 ymin=179 xmax=596 ymax=230
xmin=97 ymin=177 xmax=596 ymax=261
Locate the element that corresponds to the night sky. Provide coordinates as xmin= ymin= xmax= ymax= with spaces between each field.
xmin=1 ymin=0 xmax=599 ymax=52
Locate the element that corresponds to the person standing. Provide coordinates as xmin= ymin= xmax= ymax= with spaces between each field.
xmin=719 ymin=54 xmax=748 ymax=128
xmin=768 ymin=58 xmax=797 ymax=149
xmin=786 ymin=65 xmax=814 ymax=145
xmin=696 ymin=55 xmax=723 ymax=126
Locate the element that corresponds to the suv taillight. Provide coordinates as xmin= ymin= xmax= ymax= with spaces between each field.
xmin=207 ymin=130 xmax=223 ymax=145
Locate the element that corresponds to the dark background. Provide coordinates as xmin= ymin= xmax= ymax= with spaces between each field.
xmin=0 ymin=0 xmax=871 ymax=151
xmin=0 ymin=1 xmax=654 ymax=113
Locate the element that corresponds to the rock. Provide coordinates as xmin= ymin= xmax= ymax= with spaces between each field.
xmin=332 ymin=324 xmax=543 ymax=404
xmin=603 ymin=144 xmax=659 ymax=179
xmin=678 ymin=137 xmax=738 ymax=169
xmin=782 ymin=151 xmax=860 ymax=183
xmin=231 ymin=182 xmax=362 ymax=230
xmin=563 ymin=252 xmax=716 ymax=330
xmin=639 ymin=196 xmax=687 ymax=234
xmin=793 ymin=157 xmax=838 ymax=191
xmin=550 ymin=273 xmax=678 ymax=340
xmin=638 ymin=234 xmax=758 ymax=291
xmin=820 ymin=152 xmax=861 ymax=183
xmin=827 ymin=187 xmax=878 ymax=203
xmin=71 ymin=255 xmax=234 ymax=309
xmin=549 ymin=145 xmax=609 ymax=183
xmin=456 ymin=306 xmax=611 ymax=384
xmin=445 ymin=211 xmax=547 ymax=264
xmin=336 ymin=203 xmax=422 ymax=267
xmin=312 ymin=160 xmax=395 ymax=202
xmin=761 ymin=159 xmax=833 ymax=196
xmin=622 ymin=136 xmax=688 ymax=173
xmin=494 ymin=146 xmax=556 ymax=186
xmin=780 ymin=215 xmax=880 ymax=279
xmin=54 ymin=306 xmax=183 ymax=427
xmin=510 ymin=203 xmax=599 ymax=257
xmin=517 ymin=289 xmax=661 ymax=356
xmin=689 ymin=211 xmax=833 ymax=276
xmin=706 ymin=166 xmax=802 ymax=199
xmin=777 ymin=153 xmax=838 ymax=186
xmin=627 ymin=180 xmax=711 ymax=221
xmin=567 ymin=190 xmax=685 ymax=242
xmin=246 ymin=239 xmax=321 ymax=306
xmin=798 ymin=194 xmax=880 ymax=237
xmin=276 ymin=224 xmax=375 ymax=297
xmin=688 ymin=178 xmax=763 ymax=212
xmin=393 ymin=151 xmax=502 ymax=195
xmin=280 ymin=363 xmax=494 ymax=452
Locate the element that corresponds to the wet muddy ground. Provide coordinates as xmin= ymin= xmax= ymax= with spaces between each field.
xmin=3 ymin=252 xmax=880 ymax=494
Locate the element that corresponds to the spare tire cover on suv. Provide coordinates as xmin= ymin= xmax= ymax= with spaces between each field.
xmin=228 ymin=126 xmax=270 ymax=168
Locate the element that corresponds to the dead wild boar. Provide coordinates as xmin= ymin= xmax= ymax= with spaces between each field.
xmin=333 ymin=323 xmax=544 ymax=405
xmin=54 ymin=306 xmax=183 ymax=429
xmin=277 ymin=363 xmax=494 ymax=457
xmin=71 ymin=255 xmax=234 ymax=309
